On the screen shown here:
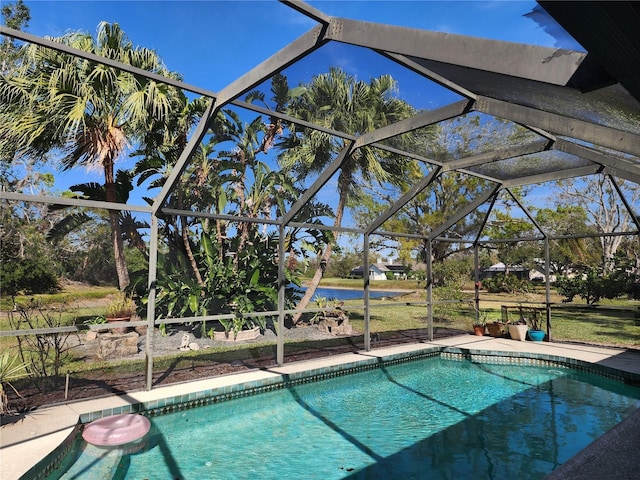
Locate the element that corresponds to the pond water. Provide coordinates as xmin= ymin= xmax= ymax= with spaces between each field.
xmin=309 ymin=286 xmax=402 ymax=301
xmin=52 ymin=356 xmax=640 ymax=479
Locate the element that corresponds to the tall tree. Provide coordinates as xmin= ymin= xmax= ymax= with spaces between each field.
xmin=0 ymin=22 xmax=182 ymax=289
xmin=0 ymin=0 xmax=30 ymax=73
xmin=1 ymin=0 xmax=30 ymax=180
xmin=278 ymin=68 xmax=415 ymax=323
xmin=133 ymin=94 xmax=212 ymax=284
xmin=554 ymin=175 xmax=640 ymax=272
xmin=535 ymin=205 xmax=599 ymax=275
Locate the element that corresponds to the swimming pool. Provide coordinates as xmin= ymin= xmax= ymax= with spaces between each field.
xmin=46 ymin=352 xmax=640 ymax=480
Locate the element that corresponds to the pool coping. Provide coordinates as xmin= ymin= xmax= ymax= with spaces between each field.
xmin=2 ymin=335 xmax=640 ymax=480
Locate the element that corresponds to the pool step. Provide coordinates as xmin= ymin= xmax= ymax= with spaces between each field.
xmin=60 ymin=443 xmax=123 ymax=480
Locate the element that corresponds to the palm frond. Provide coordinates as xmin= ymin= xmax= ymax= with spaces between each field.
xmin=46 ymin=212 xmax=92 ymax=243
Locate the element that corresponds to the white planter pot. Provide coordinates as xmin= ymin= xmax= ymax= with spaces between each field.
xmin=508 ymin=324 xmax=528 ymax=341
xmin=214 ymin=326 xmax=260 ymax=342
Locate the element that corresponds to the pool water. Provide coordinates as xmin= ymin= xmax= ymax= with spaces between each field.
xmin=52 ymin=357 xmax=640 ymax=479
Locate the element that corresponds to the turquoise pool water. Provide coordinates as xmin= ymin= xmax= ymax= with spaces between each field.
xmin=53 ymin=357 xmax=640 ymax=479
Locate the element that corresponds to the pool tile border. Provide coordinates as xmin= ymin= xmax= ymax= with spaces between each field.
xmin=440 ymin=346 xmax=640 ymax=384
xmin=24 ymin=433 xmax=77 ymax=480
xmin=22 ymin=346 xmax=640 ymax=479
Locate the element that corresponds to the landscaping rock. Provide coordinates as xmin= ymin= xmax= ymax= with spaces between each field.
xmin=213 ymin=326 xmax=261 ymax=342
xmin=85 ymin=331 xmax=98 ymax=342
xmin=134 ymin=325 xmax=147 ymax=335
xmin=179 ymin=333 xmax=193 ymax=351
xmin=97 ymin=332 xmax=139 ymax=359
xmin=317 ymin=313 xmax=352 ymax=335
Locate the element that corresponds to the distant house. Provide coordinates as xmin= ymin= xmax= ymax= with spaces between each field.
xmin=350 ymin=263 xmax=406 ymax=280
xmin=529 ymin=268 xmax=557 ymax=283
xmin=480 ymin=262 xmax=529 ymax=280
xmin=481 ymin=262 xmax=555 ymax=283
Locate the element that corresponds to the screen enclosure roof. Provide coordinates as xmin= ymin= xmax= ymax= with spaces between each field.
xmin=1 ymin=0 xmax=639 ymax=241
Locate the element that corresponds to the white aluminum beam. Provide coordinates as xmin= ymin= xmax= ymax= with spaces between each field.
xmin=281 ymin=142 xmax=355 ymax=225
xmin=280 ymin=0 xmax=332 ymax=24
xmin=151 ymin=101 xmax=217 ymax=212
xmin=0 ymin=26 xmax=217 ymax=99
xmin=442 ymin=139 xmax=551 ymax=172
xmin=429 ymin=185 xmax=500 ymax=239
xmin=504 ymin=187 xmax=547 ymax=237
xmin=608 ymin=175 xmax=640 ymax=232
xmin=366 ymin=167 xmax=441 ymax=234
xmin=381 ymin=51 xmax=476 ymax=100
xmin=556 ymin=139 xmax=640 ymax=184
xmin=214 ymin=25 xmax=328 ymax=106
xmin=472 ymin=194 xmax=498 ymax=246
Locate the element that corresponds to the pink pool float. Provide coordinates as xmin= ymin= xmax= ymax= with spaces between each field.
xmin=82 ymin=414 xmax=151 ymax=446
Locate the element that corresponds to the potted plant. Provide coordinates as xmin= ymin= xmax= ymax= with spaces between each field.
xmin=311 ymin=296 xmax=352 ymax=336
xmin=83 ymin=315 xmax=109 ymax=339
xmin=486 ymin=315 xmax=505 ymax=337
xmin=213 ymin=301 xmax=263 ymax=341
xmin=472 ymin=308 xmax=487 ymax=336
xmin=105 ymin=291 xmax=136 ymax=333
xmin=508 ymin=318 xmax=528 ymax=341
xmin=527 ymin=310 xmax=546 ymax=342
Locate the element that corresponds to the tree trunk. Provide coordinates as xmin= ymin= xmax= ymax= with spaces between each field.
xmin=291 ymin=193 xmax=345 ymax=325
xmin=104 ymin=162 xmax=129 ymax=290
xmin=291 ymin=243 xmax=333 ymax=325
xmin=108 ymin=211 xmax=129 ymax=290
xmin=601 ymin=236 xmax=622 ymax=273
xmin=182 ymin=215 xmax=204 ymax=286
xmin=177 ymin=190 xmax=204 ymax=286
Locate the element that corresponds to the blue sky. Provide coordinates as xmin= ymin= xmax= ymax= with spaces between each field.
xmin=13 ymin=1 xmax=578 ymax=218
xmin=23 ymin=1 xmax=571 ymax=98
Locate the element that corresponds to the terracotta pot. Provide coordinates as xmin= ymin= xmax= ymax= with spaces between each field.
xmin=106 ymin=316 xmax=131 ymax=334
xmin=486 ymin=322 xmax=504 ymax=337
xmin=473 ymin=325 xmax=485 ymax=336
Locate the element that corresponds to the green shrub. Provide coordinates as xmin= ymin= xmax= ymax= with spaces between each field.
xmin=555 ymin=275 xmax=583 ymax=302
xmin=556 ymin=264 xmax=634 ymax=305
xmin=482 ymin=274 xmax=531 ymax=294
xmin=0 ymin=257 xmax=60 ymax=296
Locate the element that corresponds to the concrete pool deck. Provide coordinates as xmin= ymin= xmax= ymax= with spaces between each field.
xmin=1 ymin=334 xmax=639 ymax=480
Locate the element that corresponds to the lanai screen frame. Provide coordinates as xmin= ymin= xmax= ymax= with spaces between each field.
xmin=1 ymin=0 xmax=639 ymax=391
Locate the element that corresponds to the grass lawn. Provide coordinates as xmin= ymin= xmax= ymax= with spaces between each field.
xmin=2 ymin=282 xmax=638 ymax=349
xmin=549 ymin=305 xmax=640 ymax=347
xmin=338 ymin=287 xmax=640 ymax=349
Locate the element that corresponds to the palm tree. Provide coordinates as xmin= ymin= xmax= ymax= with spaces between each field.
xmin=46 ymin=169 xmax=148 ymax=256
xmin=0 ymin=22 xmax=182 ymax=290
xmin=133 ymin=95 xmax=214 ymax=284
xmin=278 ymin=68 xmax=415 ymax=323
